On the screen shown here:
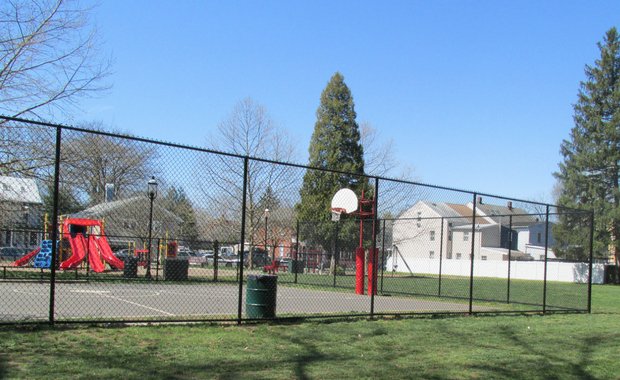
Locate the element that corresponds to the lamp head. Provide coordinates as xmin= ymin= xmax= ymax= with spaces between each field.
xmin=147 ymin=176 xmax=158 ymax=199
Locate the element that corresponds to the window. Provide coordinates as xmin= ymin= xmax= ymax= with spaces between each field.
xmin=429 ymin=251 xmax=435 ymax=259
xmin=5 ymin=230 xmax=10 ymax=245
xmin=463 ymin=231 xmax=469 ymax=241
xmin=537 ymin=232 xmax=542 ymax=243
xmin=481 ymin=255 xmax=487 ymax=261
xmin=430 ymin=231 xmax=435 ymax=241
xmin=456 ymin=253 xmax=462 ymax=260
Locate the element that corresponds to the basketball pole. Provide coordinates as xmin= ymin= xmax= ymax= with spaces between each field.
xmin=355 ymin=191 xmax=366 ymax=295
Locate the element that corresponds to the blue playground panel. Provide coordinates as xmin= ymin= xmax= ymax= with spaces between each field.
xmin=32 ymin=240 xmax=57 ymax=269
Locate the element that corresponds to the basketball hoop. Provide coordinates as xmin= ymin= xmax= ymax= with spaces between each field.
xmin=331 ymin=207 xmax=346 ymax=222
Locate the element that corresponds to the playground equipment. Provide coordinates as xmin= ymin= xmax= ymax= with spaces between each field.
xmin=331 ymin=188 xmax=378 ymax=296
xmin=12 ymin=218 xmax=124 ymax=272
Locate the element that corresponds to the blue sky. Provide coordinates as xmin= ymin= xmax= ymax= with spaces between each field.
xmin=75 ymin=0 xmax=620 ymax=202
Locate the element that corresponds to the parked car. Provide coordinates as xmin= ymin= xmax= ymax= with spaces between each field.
xmin=114 ymin=249 xmax=132 ymax=262
xmin=218 ymin=253 xmax=240 ymax=268
xmin=243 ymin=248 xmax=271 ymax=267
xmin=279 ymin=257 xmax=292 ymax=264
xmin=189 ymin=252 xmax=208 ymax=267
xmin=176 ymin=250 xmax=208 ymax=267
xmin=0 ymin=247 xmax=32 ymax=261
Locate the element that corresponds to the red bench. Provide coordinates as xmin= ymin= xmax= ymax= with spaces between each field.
xmin=263 ymin=260 xmax=288 ymax=274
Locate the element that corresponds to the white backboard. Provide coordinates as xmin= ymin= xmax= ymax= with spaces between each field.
xmin=331 ymin=188 xmax=358 ymax=214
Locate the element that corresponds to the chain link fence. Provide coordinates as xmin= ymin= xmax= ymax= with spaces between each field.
xmin=0 ymin=116 xmax=596 ymax=324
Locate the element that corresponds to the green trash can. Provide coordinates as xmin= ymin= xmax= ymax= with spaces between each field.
xmin=164 ymin=259 xmax=189 ymax=281
xmin=123 ymin=257 xmax=138 ymax=278
xmin=246 ymin=274 xmax=277 ymax=318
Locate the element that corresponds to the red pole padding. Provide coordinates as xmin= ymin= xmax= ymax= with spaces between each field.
xmin=367 ymin=248 xmax=378 ymax=295
xmin=355 ymin=246 xmax=365 ymax=295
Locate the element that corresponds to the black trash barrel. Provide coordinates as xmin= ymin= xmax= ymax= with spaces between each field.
xmin=246 ymin=275 xmax=277 ymax=318
xmin=604 ymin=265 xmax=619 ymax=284
xmin=123 ymin=257 xmax=138 ymax=278
xmin=288 ymin=259 xmax=303 ymax=274
xmin=164 ymin=259 xmax=189 ymax=281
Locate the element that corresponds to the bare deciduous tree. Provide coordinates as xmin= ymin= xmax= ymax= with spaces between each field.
xmin=0 ymin=0 xmax=111 ymax=119
xmin=201 ymin=98 xmax=298 ymax=266
xmin=61 ymin=122 xmax=158 ymax=205
xmin=359 ymin=121 xmax=420 ymax=218
xmin=360 ymin=121 xmax=397 ymax=178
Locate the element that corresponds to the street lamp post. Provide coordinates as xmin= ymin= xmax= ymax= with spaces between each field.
xmin=146 ymin=176 xmax=158 ymax=279
xmin=264 ymin=208 xmax=270 ymax=261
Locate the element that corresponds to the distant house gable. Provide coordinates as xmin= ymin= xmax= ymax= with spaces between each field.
xmin=69 ymin=197 xmax=183 ymax=247
xmin=0 ymin=176 xmax=42 ymax=204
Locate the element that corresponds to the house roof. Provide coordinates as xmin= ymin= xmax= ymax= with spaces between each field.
xmin=445 ymin=203 xmax=491 ymax=225
xmin=424 ymin=202 xmax=465 ymax=219
xmin=70 ymin=196 xmax=183 ymax=223
xmin=399 ymin=200 xmax=529 ymax=226
xmin=475 ymin=203 xmax=538 ymax=227
xmin=0 ymin=176 xmax=42 ymax=204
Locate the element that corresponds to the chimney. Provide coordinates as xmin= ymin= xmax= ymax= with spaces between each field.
xmin=104 ymin=183 xmax=115 ymax=203
xmin=507 ymin=201 xmax=513 ymax=210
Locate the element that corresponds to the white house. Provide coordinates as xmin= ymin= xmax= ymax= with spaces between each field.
xmin=0 ymin=176 xmax=44 ymax=248
xmin=390 ymin=199 xmax=541 ymax=272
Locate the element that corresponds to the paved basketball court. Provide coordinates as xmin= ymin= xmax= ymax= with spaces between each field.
xmin=0 ymin=281 xmax=484 ymax=322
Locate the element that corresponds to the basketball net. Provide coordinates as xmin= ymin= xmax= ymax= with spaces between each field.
xmin=331 ymin=208 xmax=345 ymax=222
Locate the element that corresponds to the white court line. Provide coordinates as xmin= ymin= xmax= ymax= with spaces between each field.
xmin=101 ymin=294 xmax=175 ymax=316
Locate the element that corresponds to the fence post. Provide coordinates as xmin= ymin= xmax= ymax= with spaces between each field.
xmin=542 ymin=205 xmax=550 ymax=314
xmin=468 ymin=193 xmax=478 ymax=314
xmin=48 ymin=126 xmax=62 ymax=325
xmin=370 ymin=177 xmax=379 ymax=317
xmin=380 ymin=219 xmax=386 ymax=294
xmin=294 ymin=220 xmax=299 ymax=284
xmin=587 ymin=211 xmax=594 ymax=313
xmin=507 ymin=215 xmax=513 ymax=304
xmin=332 ymin=222 xmax=337 ymax=288
xmin=213 ymin=240 xmax=219 ymax=282
xmin=237 ymin=157 xmax=249 ymax=324
xmin=438 ymin=217 xmax=444 ymax=297
xmin=155 ymin=238 xmax=161 ymax=281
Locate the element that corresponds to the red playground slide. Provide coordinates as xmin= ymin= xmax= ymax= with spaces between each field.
xmin=87 ymin=236 xmax=105 ymax=273
xmin=95 ymin=235 xmax=124 ymax=270
xmin=60 ymin=234 xmax=87 ymax=270
xmin=11 ymin=247 xmax=41 ymax=267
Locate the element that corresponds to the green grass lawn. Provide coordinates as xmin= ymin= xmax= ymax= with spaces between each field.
xmin=278 ymin=272 xmax=590 ymax=312
xmin=0 ymin=285 xmax=618 ymax=379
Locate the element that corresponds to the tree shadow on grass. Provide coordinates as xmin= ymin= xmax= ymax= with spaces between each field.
xmin=0 ymin=354 xmax=7 ymax=380
xmin=46 ymin=326 xmax=352 ymax=379
xmin=429 ymin=319 xmax=606 ymax=379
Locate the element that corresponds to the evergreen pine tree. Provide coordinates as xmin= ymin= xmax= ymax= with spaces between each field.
xmin=297 ymin=72 xmax=369 ymax=252
xmin=554 ymin=28 xmax=620 ymax=269
xmin=42 ymin=183 xmax=82 ymax=217
xmin=161 ymin=187 xmax=199 ymax=248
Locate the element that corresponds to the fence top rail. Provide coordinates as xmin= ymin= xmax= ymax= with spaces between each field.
xmin=1 ymin=115 xmax=589 ymax=213
xmin=380 ymin=210 xmax=590 ymax=222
